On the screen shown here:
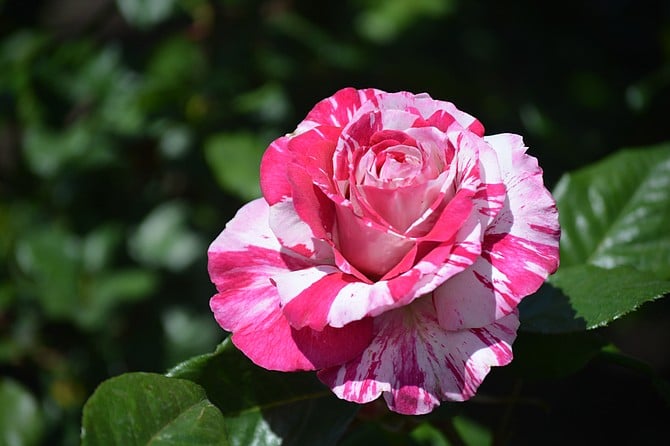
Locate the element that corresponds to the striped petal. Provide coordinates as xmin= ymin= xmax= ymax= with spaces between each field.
xmin=318 ymin=297 xmax=519 ymax=415
xmin=434 ymin=134 xmax=560 ymax=329
xmin=260 ymin=136 xmax=292 ymax=206
xmin=299 ymin=87 xmax=381 ymax=129
xmin=275 ymin=212 xmax=482 ymax=331
xmin=208 ymin=199 xmax=373 ymax=371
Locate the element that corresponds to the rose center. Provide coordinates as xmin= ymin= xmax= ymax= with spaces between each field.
xmin=372 ymin=145 xmax=422 ymax=184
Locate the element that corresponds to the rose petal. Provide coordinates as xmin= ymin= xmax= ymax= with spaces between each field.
xmin=268 ymin=199 xmax=334 ymax=261
xmin=334 ymin=202 xmax=415 ymax=278
xmin=317 ymin=297 xmax=519 ymax=415
xmin=208 ymin=199 xmax=373 ymax=371
xmin=260 ymin=136 xmax=293 ymax=206
xmin=435 ymin=134 xmax=560 ymax=329
xmin=299 ymin=87 xmax=381 ymax=129
xmin=275 ymin=213 xmax=482 ymax=330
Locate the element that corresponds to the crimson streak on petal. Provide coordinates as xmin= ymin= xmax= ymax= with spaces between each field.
xmin=318 ymin=297 xmax=518 ymax=415
xmin=209 ymin=199 xmax=373 ymax=371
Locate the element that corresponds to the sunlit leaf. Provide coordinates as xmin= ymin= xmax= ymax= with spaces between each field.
xmin=167 ymin=339 xmax=358 ymax=446
xmin=521 ymin=144 xmax=670 ymax=332
xmin=81 ymin=373 xmax=228 ymax=445
xmin=555 ymin=143 xmax=670 ymax=276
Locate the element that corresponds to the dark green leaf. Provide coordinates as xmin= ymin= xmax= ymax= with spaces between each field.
xmin=596 ymin=348 xmax=670 ymax=407
xmin=81 ymin=372 xmax=228 ymax=446
xmin=167 ymin=339 xmax=358 ymax=446
xmin=0 ymin=379 xmax=44 ymax=446
xmin=521 ymin=264 xmax=670 ymax=333
xmin=509 ymin=331 xmax=607 ymax=379
xmin=521 ymin=144 xmax=670 ymax=332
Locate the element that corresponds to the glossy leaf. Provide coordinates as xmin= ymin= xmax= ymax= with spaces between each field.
xmin=167 ymin=339 xmax=358 ymax=446
xmin=81 ymin=372 xmax=228 ymax=446
xmin=0 ymin=379 xmax=44 ymax=446
xmin=521 ymin=144 xmax=670 ymax=332
xmin=555 ymin=143 xmax=670 ymax=277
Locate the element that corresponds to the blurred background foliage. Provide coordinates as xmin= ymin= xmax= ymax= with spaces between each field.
xmin=1 ymin=0 xmax=669 ymax=444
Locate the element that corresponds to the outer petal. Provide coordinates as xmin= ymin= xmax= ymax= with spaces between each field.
xmin=299 ymin=87 xmax=381 ymax=129
xmin=435 ymin=134 xmax=561 ymax=329
xmin=260 ymin=136 xmax=292 ymax=206
xmin=208 ymin=199 xmax=373 ymax=371
xmin=318 ymin=297 xmax=519 ymax=415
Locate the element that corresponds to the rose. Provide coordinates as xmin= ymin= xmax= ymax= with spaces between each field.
xmin=208 ymin=88 xmax=560 ymax=415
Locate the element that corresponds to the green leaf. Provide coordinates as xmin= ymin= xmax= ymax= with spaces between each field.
xmin=128 ymin=202 xmax=205 ymax=271
xmin=410 ymin=423 xmax=449 ymax=446
xmin=521 ymin=265 xmax=670 ymax=332
xmin=15 ymin=226 xmax=81 ymax=318
xmin=521 ymin=144 xmax=670 ymax=333
xmin=81 ymin=372 xmax=228 ymax=446
xmin=167 ymin=339 xmax=358 ymax=446
xmin=356 ymin=0 xmax=454 ymax=43
xmin=555 ymin=143 xmax=670 ymax=277
xmin=450 ymin=417 xmax=492 ymax=446
xmin=115 ymin=0 xmax=179 ymax=28
xmin=0 ymin=379 xmax=44 ymax=446
xmin=204 ymin=132 xmax=265 ymax=200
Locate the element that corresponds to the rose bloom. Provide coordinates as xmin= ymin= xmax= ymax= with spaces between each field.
xmin=208 ymin=88 xmax=560 ymax=415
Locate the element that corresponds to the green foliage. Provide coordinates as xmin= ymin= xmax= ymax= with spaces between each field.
xmin=355 ymin=0 xmax=455 ymax=43
xmin=555 ymin=143 xmax=670 ymax=277
xmin=520 ymin=144 xmax=670 ymax=333
xmin=0 ymin=379 xmax=44 ymax=446
xmin=115 ymin=0 xmax=181 ymax=29
xmin=1 ymin=1 xmax=669 ymax=444
xmin=81 ymin=373 xmax=228 ymax=445
xmin=128 ymin=202 xmax=205 ymax=271
xmin=204 ymin=133 xmax=265 ymax=201
xmin=167 ymin=339 xmax=358 ymax=446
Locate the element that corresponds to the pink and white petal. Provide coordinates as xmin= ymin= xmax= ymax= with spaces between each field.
xmin=286 ymin=162 xmax=337 ymax=242
xmin=275 ymin=266 xmax=392 ymax=330
xmin=209 ymin=199 xmax=373 ymax=370
xmin=318 ymin=298 xmax=519 ymax=415
xmin=268 ymin=198 xmax=334 ymax=262
xmin=419 ymin=107 xmax=485 ymax=136
xmin=484 ymin=133 xmax=560 ymax=250
xmin=260 ymin=136 xmax=293 ymax=206
xmin=435 ymin=134 xmax=560 ymax=330
xmin=212 ymin=287 xmax=373 ymax=371
xmin=369 ymin=91 xmax=484 ymax=135
xmin=299 ymin=87 xmax=381 ymax=129
xmin=275 ymin=214 xmax=482 ymax=331
xmin=334 ymin=203 xmax=416 ymax=279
